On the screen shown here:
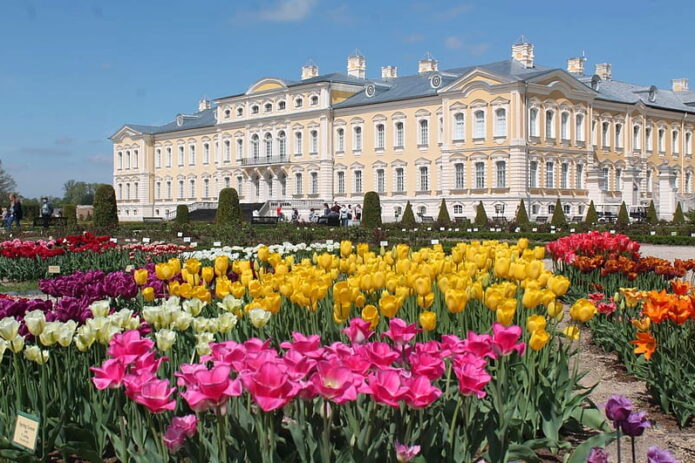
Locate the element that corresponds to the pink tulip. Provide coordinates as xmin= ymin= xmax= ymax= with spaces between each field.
xmin=382 ymin=318 xmax=421 ymax=344
xmin=175 ymin=363 xmax=208 ymax=387
xmin=360 ymin=342 xmax=400 ymax=368
xmin=453 ymin=360 xmax=492 ymax=398
xmin=240 ymin=362 xmax=298 ymax=412
xmin=408 ymin=352 xmax=445 ymax=380
xmin=90 ymin=358 xmax=126 ymax=390
xmin=123 ymin=372 xmax=156 ymax=400
xmin=283 ymin=349 xmax=318 ymax=381
xmin=280 ymin=332 xmax=323 ymax=357
xmin=133 ymin=378 xmax=176 ymax=413
xmin=243 ymin=349 xmax=281 ymax=372
xmin=310 ymin=361 xmax=359 ymax=404
xmin=342 ymin=318 xmax=374 ymax=344
xmin=181 ymin=365 xmax=243 ymax=412
xmin=462 ymin=331 xmax=493 ymax=358
xmin=107 ymin=330 xmax=154 ymax=364
xmin=490 ymin=323 xmax=526 ymax=358
xmin=171 ymin=414 xmax=198 ymax=438
xmin=133 ymin=350 xmax=167 ymax=375
xmin=404 ymin=375 xmax=441 ymax=408
xmin=367 ymin=369 xmax=409 ymax=407
xmin=394 ymin=441 xmax=421 ymax=462
xmin=414 ymin=340 xmax=441 ymax=356
xmin=162 ymin=427 xmax=185 ymax=454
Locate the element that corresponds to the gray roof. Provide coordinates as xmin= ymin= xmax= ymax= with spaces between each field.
xmin=575 ymin=77 xmax=695 ymax=113
xmin=113 ymin=108 xmax=217 ymax=138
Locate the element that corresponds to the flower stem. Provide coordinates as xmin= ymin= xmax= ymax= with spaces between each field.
xmin=321 ymin=400 xmax=332 ymax=463
xmin=217 ymin=410 xmax=228 ymax=463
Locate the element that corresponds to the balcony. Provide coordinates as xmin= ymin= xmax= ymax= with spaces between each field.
xmin=240 ymin=156 xmax=289 ymax=166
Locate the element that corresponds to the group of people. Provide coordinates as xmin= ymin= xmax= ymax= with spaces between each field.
xmin=2 ymin=194 xmax=23 ymax=231
xmin=271 ymin=202 xmax=362 ymax=226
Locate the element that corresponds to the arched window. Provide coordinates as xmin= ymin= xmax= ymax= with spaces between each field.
xmin=337 ymin=171 xmax=345 ymax=194
xmin=575 ymin=164 xmax=583 ymax=189
xmin=474 ymin=110 xmax=485 ymax=139
xmin=602 ymin=122 xmax=610 ymax=148
xmin=395 ymin=168 xmax=405 ymax=192
xmin=419 ymin=119 xmax=429 ymax=145
xmin=133 ymin=150 xmax=139 ymax=168
xmin=545 ymin=161 xmax=554 ymax=188
xmin=178 ymin=146 xmax=184 ymax=166
xmin=251 ymin=134 xmax=260 ymax=160
xmin=395 ymin=122 xmax=404 ymax=147
xmin=224 ymin=109 xmax=231 ymax=118
xmin=496 ymin=160 xmax=506 ymax=188
xmin=454 ymin=163 xmax=465 ymax=189
xmin=353 ymin=126 xmax=362 ymax=151
xmin=189 ymin=179 xmax=196 ymax=198
xmin=615 ymin=123 xmax=623 ymax=148
xmin=310 ymin=130 xmax=318 ymax=154
xmin=419 ymin=166 xmax=429 ymax=191
xmin=278 ymin=131 xmax=287 ymax=158
xmin=376 ymin=124 xmax=385 ymax=149
xmin=453 ymin=204 xmax=463 ymax=215
xmin=126 ymin=150 xmax=131 ymax=169
xmin=576 ymin=114 xmax=585 ymax=142
xmin=615 ymin=168 xmax=622 ymax=191
xmin=672 ymin=130 xmax=680 ymax=154
xmin=310 ymin=95 xmax=319 ymax=106
xmin=236 ymin=107 xmax=243 ymax=117
xmin=155 ymin=148 xmax=161 ymax=168
xmin=278 ymin=101 xmax=286 ymax=110
xmin=295 ymin=132 xmax=303 ymax=155
xmin=236 ymin=139 xmax=243 ymax=161
xmin=251 ymin=105 xmax=259 ymax=114
xmin=560 ymin=112 xmax=569 ymax=140
xmin=203 ymin=143 xmax=209 ymax=164
xmin=658 ymin=128 xmax=665 ymax=153
xmin=475 ymin=162 xmax=485 ymax=189
xmin=264 ymin=103 xmax=272 ymax=113
xmin=633 ymin=126 xmax=641 ymax=150
xmin=117 ymin=151 xmax=123 ymax=169
xmin=354 ymin=170 xmax=363 ymax=193
xmin=204 ymin=178 xmax=210 ymax=198
xmin=686 ymin=132 xmax=692 ymax=155
xmin=545 ymin=110 xmax=555 ymax=138
xmin=453 ymin=113 xmax=465 ymax=140
xmin=376 ymin=169 xmax=385 ymax=192
xmin=311 ymin=172 xmax=318 ymax=194
xmin=645 ymin=127 xmax=653 ymax=151
xmin=647 ymin=170 xmax=653 ymax=193
xmin=178 ymin=180 xmax=184 ymax=198
xmin=529 ymin=161 xmax=538 ymax=188
xmin=561 ymin=163 xmax=569 ymax=189
xmin=336 ymin=128 xmax=345 ymax=152
xmin=166 ymin=147 xmax=172 ymax=167
xmin=264 ymin=133 xmax=273 ymax=158
xmin=295 ymin=97 xmax=303 ymax=108
xmin=494 ymin=108 xmax=506 ymax=137
xmin=529 ymin=108 xmax=539 ymax=136
xmin=188 ymin=145 xmax=195 ymax=165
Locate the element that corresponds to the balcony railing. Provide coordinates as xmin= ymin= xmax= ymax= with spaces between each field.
xmin=240 ymin=156 xmax=289 ymax=166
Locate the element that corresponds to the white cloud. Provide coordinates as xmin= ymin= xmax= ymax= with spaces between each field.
xmin=402 ymin=33 xmax=424 ymax=44
xmin=445 ymin=36 xmax=463 ymax=49
xmin=257 ymin=0 xmax=319 ymax=22
xmin=468 ymin=42 xmax=490 ymax=56
xmin=434 ymin=3 xmax=473 ymax=20
xmin=86 ymin=155 xmax=112 ymax=165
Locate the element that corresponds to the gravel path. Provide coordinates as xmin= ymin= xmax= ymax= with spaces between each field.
xmin=640 ymin=245 xmax=695 ymax=261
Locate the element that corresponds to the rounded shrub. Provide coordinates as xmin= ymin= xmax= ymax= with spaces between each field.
xmin=400 ymin=201 xmax=416 ymax=228
xmin=93 ymin=184 xmax=118 ymax=227
xmin=474 ymin=202 xmax=488 ymax=227
xmin=176 ymin=205 xmax=190 ymax=224
xmin=361 ymin=191 xmax=382 ymax=228
xmin=216 ymin=188 xmax=242 ymax=225
xmin=436 ymin=199 xmax=451 ymax=227
xmin=550 ymin=198 xmax=566 ymax=227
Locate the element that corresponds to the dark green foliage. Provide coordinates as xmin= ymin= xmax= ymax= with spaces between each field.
xmin=93 ymin=184 xmax=118 ymax=227
xmin=176 ymin=205 xmax=190 ymax=224
xmin=216 ymin=188 xmax=242 ymax=225
xmin=585 ymin=200 xmax=598 ymax=224
xmin=474 ymin=202 xmax=488 ymax=227
xmin=62 ymin=204 xmax=77 ymax=223
xmin=361 ymin=191 xmax=382 ymax=228
xmin=550 ymin=198 xmax=566 ymax=227
xmin=617 ymin=201 xmax=630 ymax=227
xmin=647 ymin=200 xmax=658 ymax=225
xmin=436 ymin=199 xmax=451 ymax=226
xmin=515 ymin=199 xmax=529 ymax=225
xmin=400 ymin=201 xmax=416 ymax=228
xmin=673 ymin=202 xmax=685 ymax=224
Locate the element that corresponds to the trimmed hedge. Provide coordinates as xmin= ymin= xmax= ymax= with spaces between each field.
xmin=515 ymin=199 xmax=529 ymax=226
xmin=401 ymin=201 xmax=416 ymax=228
xmin=216 ymin=188 xmax=242 ymax=225
xmin=361 ymin=192 xmax=382 ymax=228
xmin=93 ymin=184 xmax=118 ymax=228
xmin=474 ymin=202 xmax=488 ymax=227
xmin=436 ymin=199 xmax=451 ymax=226
xmin=176 ymin=205 xmax=190 ymax=224
xmin=585 ymin=200 xmax=598 ymax=225
xmin=550 ymin=198 xmax=566 ymax=227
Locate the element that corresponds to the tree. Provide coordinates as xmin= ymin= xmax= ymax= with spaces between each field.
xmin=400 ymin=201 xmax=416 ymax=228
xmin=585 ymin=200 xmax=598 ymax=225
xmin=673 ymin=202 xmax=685 ymax=224
xmin=0 ymin=160 xmax=17 ymax=199
xmin=176 ymin=205 xmax=190 ymax=224
xmin=63 ymin=180 xmax=98 ymax=205
xmin=550 ymin=198 xmax=566 ymax=227
xmin=361 ymin=192 xmax=382 ymax=228
xmin=617 ymin=201 xmax=630 ymax=228
xmin=515 ymin=199 xmax=529 ymax=226
xmin=62 ymin=204 xmax=77 ymax=224
xmin=436 ymin=199 xmax=451 ymax=226
xmin=474 ymin=202 xmax=488 ymax=227
xmin=216 ymin=188 xmax=242 ymax=225
xmin=93 ymin=184 xmax=118 ymax=227
xmin=646 ymin=200 xmax=658 ymax=225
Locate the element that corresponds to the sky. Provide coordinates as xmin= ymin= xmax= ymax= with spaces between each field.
xmin=2 ymin=0 xmax=694 ymax=198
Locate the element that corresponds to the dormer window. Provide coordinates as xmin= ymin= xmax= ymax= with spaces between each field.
xmin=264 ymin=103 xmax=272 ymax=113
xmin=237 ymin=107 xmax=243 ymax=117
xmin=278 ymin=101 xmax=286 ymax=110
xmin=251 ymin=105 xmax=259 ymax=114
xmin=310 ymin=95 xmax=319 ymax=106
xmin=295 ymin=98 xmax=303 ymax=108
xmin=224 ymin=109 xmax=231 ymax=118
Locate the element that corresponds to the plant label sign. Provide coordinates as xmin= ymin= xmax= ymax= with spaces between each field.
xmin=183 ymin=237 xmax=191 ymax=243
xmin=48 ymin=266 xmax=60 ymax=274
xmin=610 ymin=230 xmax=616 ymax=234
xmin=650 ymin=231 xmax=656 ymax=236
xmin=570 ymin=228 xmax=575 ymax=233
xmin=12 ymin=412 xmax=40 ymax=453
xmin=427 ymin=227 xmax=432 ymax=231
xmin=125 ymin=265 xmax=134 ymax=272
xmin=431 ymin=239 xmax=439 ymax=245
xmin=532 ymin=228 xmax=537 ymax=232
xmin=191 ymin=242 xmax=198 ymax=248
xmin=177 ymin=232 xmax=183 ymax=237
xmin=671 ymin=232 xmax=677 ymax=236
xmin=473 ymin=228 xmax=478 ymax=232
xmin=109 ymin=238 xmax=117 ymax=243
xmin=454 ymin=228 xmax=459 ymax=232
xmin=380 ymin=241 xmax=388 ymax=247
xmin=440 ymin=227 xmax=445 ymax=231
xmin=142 ymin=238 xmax=151 ymax=244
xmin=213 ymin=241 xmax=222 ymax=247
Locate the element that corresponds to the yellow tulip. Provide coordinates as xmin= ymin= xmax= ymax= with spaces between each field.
xmin=340 ymin=240 xmax=353 ymax=258
xmin=547 ymin=275 xmax=570 ymax=297
xmin=413 ymin=275 xmax=432 ymax=297
xmin=562 ymin=325 xmax=580 ymax=341
xmin=168 ymin=258 xmax=182 ymax=275
xmin=620 ymin=288 xmax=642 ymax=308
xmin=525 ymin=260 xmax=543 ymax=280
xmin=496 ymin=305 xmax=515 ymax=326
xmin=517 ymin=238 xmax=529 ymax=250
xmin=546 ymin=299 xmax=563 ymax=318
xmin=184 ymin=258 xmax=201 ymax=275
xmin=357 ymin=243 xmax=369 ymax=256
xmin=333 ymin=302 xmax=351 ymax=324
xmin=417 ymin=293 xmax=434 ymax=309
xmin=201 ymin=267 xmax=214 ymax=284
xmin=484 ymin=287 xmax=504 ymax=311
xmin=631 ymin=317 xmax=651 ymax=332
xmin=493 ymin=257 xmax=510 ymax=278
xmin=445 ymin=289 xmax=468 ymax=313
xmin=419 ymin=311 xmax=437 ymax=331
xmin=361 ymin=304 xmax=379 ymax=329
xmin=155 ymin=263 xmax=174 ymax=281
xmin=317 ymin=253 xmax=333 ymax=270
xmin=529 ymin=330 xmax=550 ymax=350
xmin=509 ymin=262 xmax=527 ymax=281
xmin=379 ymin=294 xmax=401 ymax=318
xmin=230 ymin=282 xmax=246 ymax=299
xmin=569 ymin=299 xmax=596 ymax=323
xmin=257 ymin=245 xmax=270 ymax=262
xmin=214 ymin=256 xmax=229 ymax=277
xmin=532 ymin=246 xmax=545 ymax=260
xmin=134 ymin=269 xmax=149 ymax=286
xmin=526 ymin=314 xmax=547 ymax=333
xmin=522 ymin=288 xmax=543 ymax=309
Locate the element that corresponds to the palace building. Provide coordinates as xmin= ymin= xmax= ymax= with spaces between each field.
xmin=111 ymin=40 xmax=695 ymax=222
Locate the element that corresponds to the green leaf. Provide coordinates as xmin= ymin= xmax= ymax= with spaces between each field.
xmin=566 ymin=432 xmax=616 ymax=463
xmin=570 ymin=408 xmax=611 ymax=432
xmin=507 ymin=443 xmax=542 ymax=462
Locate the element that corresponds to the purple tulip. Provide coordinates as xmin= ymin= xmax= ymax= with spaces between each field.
xmin=586 ymin=447 xmax=609 ymax=463
xmin=605 ymin=394 xmax=633 ymax=424
xmin=647 ymin=446 xmax=678 ymax=463
xmin=620 ymin=411 xmax=651 ymax=437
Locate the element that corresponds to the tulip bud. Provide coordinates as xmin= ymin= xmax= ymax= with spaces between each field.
xmin=155 ymin=329 xmax=177 ymax=352
xmin=142 ymin=287 xmax=156 ymax=302
xmin=419 ymin=310 xmax=437 ymax=331
xmin=134 ymin=269 xmax=149 ymax=286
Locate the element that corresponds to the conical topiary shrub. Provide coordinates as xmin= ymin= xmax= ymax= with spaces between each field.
xmin=474 ymin=202 xmax=488 ymax=227
xmin=550 ymin=198 xmax=566 ymax=227
xmin=646 ymin=200 xmax=658 ymax=225
xmin=361 ymin=191 xmax=382 ymax=228
xmin=515 ymin=199 xmax=529 ymax=226
xmin=93 ymin=184 xmax=118 ymax=227
xmin=176 ymin=205 xmax=190 ymax=224
xmin=673 ymin=202 xmax=685 ymax=224
xmin=216 ymin=188 xmax=242 ymax=225
xmin=401 ymin=201 xmax=416 ymax=228
xmin=436 ymin=199 xmax=451 ymax=227
xmin=585 ymin=200 xmax=598 ymax=225
xmin=617 ymin=201 xmax=630 ymax=228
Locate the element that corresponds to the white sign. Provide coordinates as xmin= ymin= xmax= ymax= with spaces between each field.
xmin=326 ymin=240 xmax=334 ymax=245
xmin=380 ymin=241 xmax=388 ymax=246
xmin=213 ymin=241 xmax=221 ymax=247
xmin=431 ymin=239 xmax=439 ymax=245
xmin=427 ymin=227 xmax=432 ymax=231
xmin=515 ymin=227 xmax=520 ymax=233
xmin=570 ymin=228 xmax=575 ymax=233
xmin=125 ymin=265 xmax=134 ymax=272
xmin=650 ymin=231 xmax=656 ymax=236
xmin=454 ymin=228 xmax=459 ymax=232
xmin=109 ymin=238 xmax=117 ymax=243
xmin=177 ymin=232 xmax=183 ymax=237
xmin=48 ymin=266 xmax=61 ymax=274
xmin=473 ymin=228 xmax=478 ymax=232
xmin=551 ymin=230 xmax=556 ymax=234
xmin=183 ymin=237 xmax=191 ymax=243
xmin=466 ymin=228 xmax=471 ymax=232
xmin=671 ymin=231 xmax=677 ymax=236
xmin=191 ymin=242 xmax=198 ymax=248
xmin=401 ymin=228 xmax=406 ymax=232
xmin=440 ymin=227 xmax=445 ymax=231
xmin=610 ymin=230 xmax=616 ymax=234
xmin=532 ymin=228 xmax=537 ymax=232
xmin=142 ymin=237 xmax=150 ymax=244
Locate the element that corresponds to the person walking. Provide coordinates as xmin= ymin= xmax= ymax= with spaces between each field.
xmin=354 ymin=204 xmax=362 ymax=221
xmin=40 ymin=197 xmax=54 ymax=229
xmin=8 ymin=194 xmax=22 ymax=232
xmin=291 ymin=208 xmax=299 ymax=223
xmin=339 ymin=204 xmax=349 ymax=227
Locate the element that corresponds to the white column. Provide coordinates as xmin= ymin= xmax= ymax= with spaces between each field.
xmin=658 ymin=165 xmax=677 ymax=220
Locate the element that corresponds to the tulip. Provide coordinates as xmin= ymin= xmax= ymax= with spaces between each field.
xmin=382 ymin=318 xmax=421 ymax=344
xmin=361 ymin=304 xmax=379 ymax=329
xmin=517 ymin=237 xmax=529 ymax=250
xmin=91 ymin=358 xmax=126 ymax=389
xmin=183 ymin=298 xmax=205 ymax=317
xmin=0 ymin=340 xmax=7 ymax=358
xmin=240 ymin=362 xmax=299 ymax=412
xmin=155 ymin=263 xmax=175 ymax=281
xmin=367 ymin=369 xmax=409 ymax=407
xmin=310 ymin=362 xmax=358 ymax=404
xmin=248 ymin=308 xmax=271 ymax=329
xmin=569 ymin=298 xmax=596 ymax=322
xmin=155 ymin=329 xmax=177 ymax=352
xmin=529 ymin=330 xmax=550 ymax=351
xmin=647 ymin=446 xmax=678 ymax=463
xmin=134 ymin=379 xmax=177 ymax=413
xmin=214 ymin=256 xmax=229 ymax=277
xmin=586 ymin=448 xmax=609 ymax=463
xmin=562 ymin=325 xmax=580 ymax=341
xmin=496 ymin=305 xmax=515 ymax=326
xmin=24 ymin=345 xmax=49 ymax=365
xmin=404 ymin=375 xmax=441 ymax=408
xmin=340 ymin=240 xmax=353 ymax=258
xmin=453 ymin=356 xmax=492 ymax=398
xmin=526 ymin=315 xmax=546 ymax=333
xmin=0 ymin=318 xmax=20 ymax=341
xmin=620 ymin=411 xmax=651 ymax=437
xmin=24 ymin=310 xmax=46 ymax=336
xmin=90 ymin=300 xmax=111 ymax=318
xmin=342 ymin=318 xmax=373 ymax=344
xmin=522 ymin=288 xmax=543 ymax=309
xmin=445 ymin=288 xmax=468 ymax=313
xmin=547 ymin=275 xmax=570 ymax=297
xmin=134 ymin=269 xmax=149 ymax=286
xmin=394 ymin=442 xmax=421 ymax=463
xmin=201 ymin=266 xmax=214 ymax=284
xmin=546 ymin=299 xmax=563 ymax=318
xmin=490 ymin=323 xmax=525 ymax=357
xmin=10 ymin=335 xmax=24 ymax=353
xmin=418 ymin=311 xmax=436 ymax=331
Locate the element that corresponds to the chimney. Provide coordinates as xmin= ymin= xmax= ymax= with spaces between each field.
xmin=198 ymin=97 xmax=211 ymax=112
xmin=381 ymin=65 xmax=398 ymax=79
xmin=595 ymin=63 xmax=612 ymax=81
xmin=301 ymin=61 xmax=319 ymax=80
xmin=418 ymin=52 xmax=438 ymax=73
xmin=347 ymin=51 xmax=366 ymax=79
xmin=567 ymin=57 xmax=585 ymax=75
xmin=672 ymin=78 xmax=689 ymax=92
xmin=511 ymin=36 xmax=534 ymax=68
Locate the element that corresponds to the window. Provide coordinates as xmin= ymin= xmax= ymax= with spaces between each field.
xmin=419 ymin=119 xmax=429 ymax=145
xmin=419 ymin=166 xmax=429 ymax=191
xmin=616 ymin=168 xmax=622 ymax=190
xmin=295 ymin=173 xmax=303 ymax=194
xmin=475 ymin=162 xmax=485 ymax=189
xmin=376 ymin=124 xmax=385 ymax=149
xmin=117 ymin=151 xmax=123 ymax=169
xmin=310 ymin=95 xmax=319 ymax=106
xmin=166 ymin=181 xmax=171 ymax=199
xmin=117 ymin=183 xmax=122 ymax=200
xmin=236 ymin=176 xmax=243 ymax=196
xmin=133 ymin=150 xmax=139 ymax=168
xmin=310 ymin=130 xmax=318 ymax=154
xmin=189 ymin=179 xmax=195 ymax=198
xmin=495 ymin=108 xmax=507 ymax=137
xmin=592 ymin=120 xmax=597 ymax=145
xmin=295 ymin=98 xmax=303 ymax=108
xmin=563 ymin=204 xmax=571 ymax=215
xmin=252 ymin=135 xmax=260 ymax=160
xmin=418 ymin=206 xmax=427 ymax=217
xmin=311 ymin=172 xmax=318 ymax=194
xmin=602 ymin=122 xmax=610 ymax=148
xmin=354 ymin=170 xmax=363 ymax=193
xmin=237 ymin=107 xmax=243 ymax=117
xmin=438 ymin=116 xmax=443 ymax=144
xmin=601 ymin=168 xmax=609 ymax=191
xmin=576 ymin=114 xmax=585 ymax=142
xmin=278 ymin=131 xmax=287 ymax=158
xmin=615 ymin=124 xmax=623 ymax=149
xmin=545 ymin=162 xmax=554 ymax=188
xmin=264 ymin=103 xmax=272 ymax=113
xmin=254 ymin=176 xmax=260 ymax=197
xmin=474 ymin=110 xmax=485 ymax=139
xmin=530 ymin=161 xmax=538 ymax=188
xmin=646 ymin=127 xmax=653 ymax=151
xmin=496 ymin=161 xmax=506 ymax=188
xmin=560 ymin=112 xmax=569 ymax=140
xmin=548 ymin=204 xmax=555 ymax=214
xmin=455 ymin=163 xmax=465 ymax=189
xmin=155 ymin=149 xmax=161 ymax=168
xmin=337 ymin=128 xmax=345 ymax=152
xmin=531 ymin=204 xmax=540 ymax=215
xmin=453 ymin=204 xmax=463 ymax=215
xmin=178 ymin=180 xmax=184 ymax=198
xmin=353 ymin=126 xmax=362 ymax=151
xmin=337 ymin=171 xmax=345 ymax=194
xmin=529 ymin=108 xmax=539 ymax=136
xmin=166 ymin=147 xmax=172 ymax=167
xmin=576 ymin=164 xmax=583 ymax=189
xmin=545 ymin=110 xmax=555 ymax=138
xmin=395 ymin=122 xmax=404 ymax=147
xmin=264 ymin=133 xmax=273 ymax=159
xmin=203 ymin=143 xmax=210 ymax=164
xmin=223 ymin=140 xmax=231 ymax=162
xmin=561 ymin=163 xmax=569 ymax=189
xmin=189 ymin=145 xmax=196 ymax=165
xmin=295 ymin=132 xmax=303 ymax=155
xmin=125 ymin=151 xmax=130 ymax=169
xmin=658 ymin=128 xmax=665 ymax=153
xmin=376 ymin=169 xmax=385 ymax=192
xmin=178 ymin=146 xmax=184 ymax=166
xmin=251 ymin=105 xmax=259 ymax=114
xmin=687 ymin=172 xmax=693 ymax=193
xmin=395 ymin=168 xmax=404 ymax=192
xmin=278 ymin=101 xmax=286 ymax=110
xmin=454 ymin=113 xmax=465 ymax=140
xmin=647 ymin=170 xmax=653 ymax=193
xmin=224 ymin=109 xmax=231 ymax=118
xmin=204 ymin=179 xmax=210 ymax=198
xmin=673 ymin=130 xmax=680 ymax=154
xmin=687 ymin=132 xmax=693 ymax=155
xmin=633 ymin=126 xmax=641 ymax=150
xmin=236 ymin=139 xmax=243 ymax=161
xmin=281 ymin=174 xmax=287 ymax=197
xmin=156 ymin=182 xmax=161 ymax=200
